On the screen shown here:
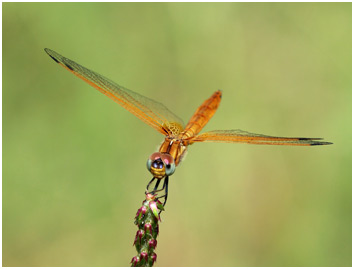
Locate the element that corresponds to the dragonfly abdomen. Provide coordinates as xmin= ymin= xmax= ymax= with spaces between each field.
xmin=180 ymin=90 xmax=222 ymax=140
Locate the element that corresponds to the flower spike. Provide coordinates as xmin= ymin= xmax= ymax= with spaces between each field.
xmin=131 ymin=193 xmax=163 ymax=266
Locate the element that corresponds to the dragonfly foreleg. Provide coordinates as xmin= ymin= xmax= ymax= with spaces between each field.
xmin=146 ymin=176 xmax=169 ymax=208
xmin=152 ymin=178 xmax=162 ymax=193
xmin=157 ymin=176 xmax=169 ymax=207
xmin=146 ymin=177 xmax=163 ymax=195
xmin=146 ymin=177 xmax=156 ymax=194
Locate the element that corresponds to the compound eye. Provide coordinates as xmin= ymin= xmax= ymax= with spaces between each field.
xmin=147 ymin=152 xmax=163 ymax=172
xmin=149 ymin=152 xmax=162 ymax=161
xmin=161 ymin=153 xmax=176 ymax=176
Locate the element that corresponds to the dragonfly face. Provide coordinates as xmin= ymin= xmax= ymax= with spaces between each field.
xmin=147 ymin=152 xmax=176 ymax=179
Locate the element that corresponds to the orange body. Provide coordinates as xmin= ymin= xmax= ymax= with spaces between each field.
xmin=158 ymin=91 xmax=222 ymax=165
xmin=179 ymin=90 xmax=222 ymax=140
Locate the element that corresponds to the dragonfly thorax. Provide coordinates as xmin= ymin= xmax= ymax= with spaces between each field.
xmin=159 ymin=137 xmax=187 ymax=166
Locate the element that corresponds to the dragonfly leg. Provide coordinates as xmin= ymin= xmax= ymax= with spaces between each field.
xmin=157 ymin=176 xmax=169 ymax=207
xmin=146 ymin=176 xmax=169 ymax=208
xmin=146 ymin=177 xmax=163 ymax=195
xmin=152 ymin=177 xmax=168 ymax=194
xmin=152 ymin=178 xmax=162 ymax=193
xmin=146 ymin=177 xmax=156 ymax=194
xmin=163 ymin=176 xmax=169 ymax=207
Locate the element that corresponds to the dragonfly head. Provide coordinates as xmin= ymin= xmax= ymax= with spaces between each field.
xmin=147 ymin=152 xmax=176 ymax=179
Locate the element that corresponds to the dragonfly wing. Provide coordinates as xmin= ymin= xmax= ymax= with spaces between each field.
xmin=189 ymin=129 xmax=332 ymax=146
xmin=44 ymin=48 xmax=184 ymax=136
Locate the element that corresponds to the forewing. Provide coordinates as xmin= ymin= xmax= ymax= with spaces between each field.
xmin=44 ymin=48 xmax=184 ymax=136
xmin=189 ymin=129 xmax=332 ymax=146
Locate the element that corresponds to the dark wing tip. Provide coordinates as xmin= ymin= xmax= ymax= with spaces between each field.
xmin=44 ymin=48 xmax=60 ymax=63
xmin=44 ymin=48 xmax=54 ymax=55
xmin=44 ymin=48 xmax=74 ymax=71
xmin=299 ymin=137 xmax=323 ymax=140
xmin=296 ymin=136 xmax=332 ymax=145
xmin=310 ymin=141 xmax=333 ymax=146
xmin=64 ymin=63 xmax=74 ymax=71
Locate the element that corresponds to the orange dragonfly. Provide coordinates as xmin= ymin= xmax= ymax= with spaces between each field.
xmin=44 ymin=48 xmax=332 ymax=205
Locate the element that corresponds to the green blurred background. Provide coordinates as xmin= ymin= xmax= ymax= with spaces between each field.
xmin=3 ymin=2 xmax=351 ymax=267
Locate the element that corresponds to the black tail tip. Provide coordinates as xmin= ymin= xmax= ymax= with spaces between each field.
xmin=216 ymin=89 xmax=222 ymax=98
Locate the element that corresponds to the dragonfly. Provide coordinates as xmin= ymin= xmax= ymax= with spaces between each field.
xmin=44 ymin=48 xmax=332 ymax=205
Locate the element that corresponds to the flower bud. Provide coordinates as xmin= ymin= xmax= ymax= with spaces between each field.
xmin=140 ymin=251 xmax=148 ymax=262
xmin=148 ymin=239 xmax=157 ymax=249
xmin=152 ymin=252 xmax=157 ymax=263
xmin=138 ymin=229 xmax=144 ymax=239
xmin=149 ymin=200 xmax=159 ymax=219
xmin=144 ymin=223 xmax=152 ymax=234
xmin=133 ymin=230 xmax=144 ymax=246
xmin=131 ymin=256 xmax=140 ymax=266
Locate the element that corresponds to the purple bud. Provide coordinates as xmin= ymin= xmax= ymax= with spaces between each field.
xmin=138 ymin=229 xmax=145 ymax=239
xmin=134 ymin=230 xmax=144 ymax=246
xmin=141 ymin=251 xmax=148 ymax=262
xmin=141 ymin=206 xmax=147 ymax=215
xmin=135 ymin=208 xmax=141 ymax=218
xmin=136 ymin=206 xmax=148 ymax=220
xmin=133 ymin=230 xmax=144 ymax=245
xmin=133 ymin=232 xmax=138 ymax=246
xmin=148 ymin=239 xmax=157 ymax=249
xmin=152 ymin=252 xmax=157 ymax=263
xmin=131 ymin=256 xmax=140 ymax=266
xmin=144 ymin=223 xmax=152 ymax=233
xmin=149 ymin=201 xmax=159 ymax=219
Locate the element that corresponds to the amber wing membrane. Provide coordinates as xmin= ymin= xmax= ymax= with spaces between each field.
xmin=189 ymin=129 xmax=332 ymax=146
xmin=44 ymin=48 xmax=184 ymax=136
